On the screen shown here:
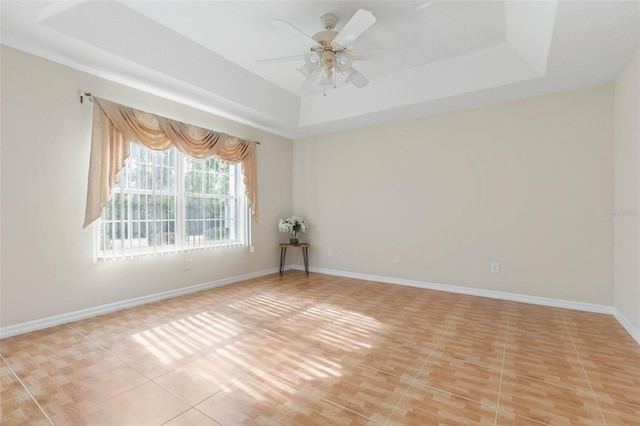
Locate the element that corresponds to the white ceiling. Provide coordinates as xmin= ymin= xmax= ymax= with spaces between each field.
xmin=1 ymin=1 xmax=638 ymax=139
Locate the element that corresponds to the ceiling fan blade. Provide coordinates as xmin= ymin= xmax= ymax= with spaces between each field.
xmin=332 ymin=9 xmax=376 ymax=47
xmin=271 ymin=19 xmax=320 ymax=49
xmin=300 ymin=70 xmax=320 ymax=89
xmin=350 ymin=48 xmax=405 ymax=61
xmin=318 ymin=74 xmax=336 ymax=87
xmin=257 ymin=55 xmax=305 ymax=64
xmin=344 ymin=68 xmax=370 ymax=88
xmin=350 ymin=73 xmax=369 ymax=88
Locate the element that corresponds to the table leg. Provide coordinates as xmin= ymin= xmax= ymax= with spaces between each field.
xmin=279 ymin=247 xmax=287 ymax=275
xmin=302 ymin=247 xmax=309 ymax=274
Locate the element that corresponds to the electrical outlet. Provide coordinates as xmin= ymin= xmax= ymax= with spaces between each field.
xmin=395 ymin=255 xmax=401 ymax=263
xmin=328 ymin=248 xmax=333 ymax=256
xmin=184 ymin=259 xmax=192 ymax=271
xmin=249 ymin=246 xmax=255 ymax=253
xmin=491 ymin=262 xmax=500 ymax=273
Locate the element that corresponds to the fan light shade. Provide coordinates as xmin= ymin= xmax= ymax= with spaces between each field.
xmin=297 ymin=63 xmax=317 ymax=78
xmin=308 ymin=52 xmax=321 ymax=64
xmin=299 ymin=52 xmax=322 ymax=77
xmin=335 ymin=52 xmax=353 ymax=68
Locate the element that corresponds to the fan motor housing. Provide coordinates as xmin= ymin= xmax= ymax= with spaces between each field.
xmin=312 ymin=30 xmax=337 ymax=46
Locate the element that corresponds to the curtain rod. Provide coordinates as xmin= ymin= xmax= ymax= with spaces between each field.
xmin=77 ymin=90 xmax=260 ymax=145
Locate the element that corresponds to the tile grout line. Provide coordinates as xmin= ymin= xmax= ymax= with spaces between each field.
xmin=0 ymin=353 xmax=54 ymax=425
xmin=561 ymin=312 xmax=608 ymax=426
xmin=159 ymin=407 xmax=193 ymax=426
xmin=64 ymin=321 xmax=102 ymax=345
xmin=492 ymin=304 xmax=512 ymax=426
xmin=289 ymin=296 xmax=388 ymax=424
xmin=156 ymin=300 xmax=301 ymax=426
xmin=274 ymin=393 xmax=384 ymax=426
xmin=382 ymin=303 xmax=466 ymax=425
xmin=232 ymin=292 xmax=368 ymax=426
xmin=4 ymin=274 xmax=637 ymax=425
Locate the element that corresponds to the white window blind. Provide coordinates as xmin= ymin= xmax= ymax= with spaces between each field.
xmin=96 ymin=143 xmax=247 ymax=260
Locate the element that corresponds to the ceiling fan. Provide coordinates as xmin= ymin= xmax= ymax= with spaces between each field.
xmin=259 ymin=9 xmax=377 ymax=90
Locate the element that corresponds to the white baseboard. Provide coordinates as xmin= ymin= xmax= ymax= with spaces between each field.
xmin=613 ymin=308 xmax=640 ymax=345
xmin=0 ymin=267 xmax=280 ymax=339
xmin=3 ymin=264 xmax=639 ymax=347
xmin=292 ymin=265 xmax=640 ymax=345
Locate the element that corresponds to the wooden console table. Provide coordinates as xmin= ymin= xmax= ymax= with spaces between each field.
xmin=279 ymin=243 xmax=309 ymax=275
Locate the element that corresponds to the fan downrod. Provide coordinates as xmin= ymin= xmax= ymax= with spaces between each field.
xmin=320 ymin=13 xmax=337 ymax=30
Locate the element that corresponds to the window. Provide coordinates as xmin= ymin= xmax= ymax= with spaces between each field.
xmin=96 ymin=143 xmax=248 ymax=259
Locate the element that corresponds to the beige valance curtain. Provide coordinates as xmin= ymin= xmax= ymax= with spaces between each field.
xmin=83 ymin=98 xmax=258 ymax=228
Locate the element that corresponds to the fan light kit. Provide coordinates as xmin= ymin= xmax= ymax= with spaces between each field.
xmin=297 ymin=13 xmax=369 ymax=90
xmin=263 ymin=9 xmax=377 ymax=93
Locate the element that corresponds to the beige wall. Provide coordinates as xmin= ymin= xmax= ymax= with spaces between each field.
xmin=0 ymin=46 xmax=293 ymax=327
xmin=614 ymin=47 xmax=640 ymax=331
xmin=0 ymin=44 xmax=627 ymax=330
xmin=293 ymin=85 xmax=614 ymax=305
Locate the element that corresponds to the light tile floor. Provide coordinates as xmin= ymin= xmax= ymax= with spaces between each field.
xmin=1 ymin=271 xmax=639 ymax=425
